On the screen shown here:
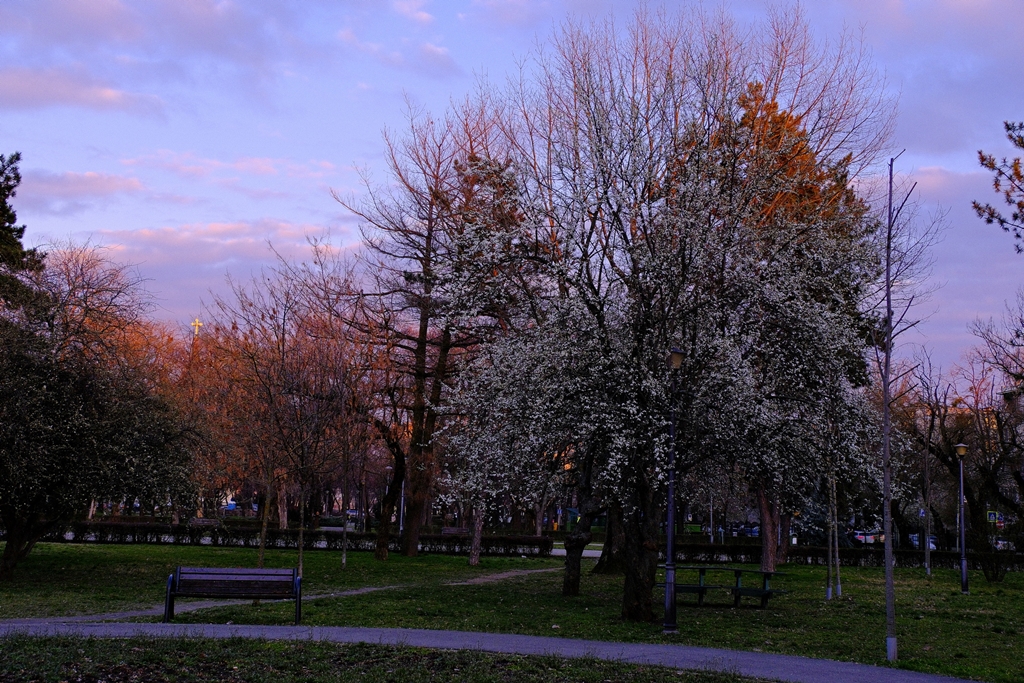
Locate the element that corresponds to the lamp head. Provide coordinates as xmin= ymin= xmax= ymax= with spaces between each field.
xmin=953 ymin=443 xmax=968 ymax=458
xmin=666 ymin=349 xmax=684 ymax=370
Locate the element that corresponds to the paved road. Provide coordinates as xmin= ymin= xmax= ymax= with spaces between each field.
xmin=0 ymin=621 xmax=980 ymax=683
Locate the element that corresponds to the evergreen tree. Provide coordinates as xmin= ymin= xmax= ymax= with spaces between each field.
xmin=974 ymin=122 xmax=1024 ymax=252
xmin=0 ymin=151 xmax=42 ymax=309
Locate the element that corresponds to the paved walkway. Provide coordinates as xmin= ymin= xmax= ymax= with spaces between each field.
xmin=0 ymin=621 xmax=978 ymax=683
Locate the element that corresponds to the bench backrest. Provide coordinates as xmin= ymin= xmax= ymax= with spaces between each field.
xmin=174 ymin=566 xmax=297 ymax=597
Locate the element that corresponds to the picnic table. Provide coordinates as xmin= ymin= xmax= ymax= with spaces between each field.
xmin=661 ymin=565 xmax=786 ymax=609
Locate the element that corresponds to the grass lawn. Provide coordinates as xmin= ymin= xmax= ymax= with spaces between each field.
xmin=0 ymin=637 xmax=765 ymax=683
xmin=3 ymin=542 xmax=1023 ymax=682
xmin=0 ymin=542 xmax=560 ymax=619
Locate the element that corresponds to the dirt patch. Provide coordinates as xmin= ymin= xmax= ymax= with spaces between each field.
xmin=445 ymin=568 xmax=560 ymax=585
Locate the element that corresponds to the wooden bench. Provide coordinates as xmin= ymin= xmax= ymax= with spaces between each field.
xmin=441 ymin=527 xmax=470 ymax=535
xmin=163 ymin=567 xmax=302 ymax=624
xmin=188 ymin=517 xmax=220 ymax=528
xmin=661 ymin=566 xmax=786 ymax=609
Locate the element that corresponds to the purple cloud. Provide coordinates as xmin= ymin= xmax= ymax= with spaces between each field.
xmin=393 ymin=0 xmax=434 ymax=24
xmin=338 ymin=29 xmax=462 ymax=78
xmin=463 ymin=0 xmax=553 ymax=28
xmin=93 ymin=218 xmax=342 ymax=321
xmin=122 ymin=150 xmax=337 ymax=180
xmin=19 ymin=170 xmax=145 ymax=215
xmin=0 ymin=67 xmax=162 ymax=113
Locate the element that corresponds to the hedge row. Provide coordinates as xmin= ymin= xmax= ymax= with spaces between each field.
xmin=19 ymin=522 xmax=553 ymax=557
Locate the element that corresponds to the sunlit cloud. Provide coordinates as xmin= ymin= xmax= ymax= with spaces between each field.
xmin=92 ymin=218 xmax=340 ymax=320
xmin=121 ymin=150 xmax=337 ymax=180
xmin=0 ymin=67 xmax=162 ymax=113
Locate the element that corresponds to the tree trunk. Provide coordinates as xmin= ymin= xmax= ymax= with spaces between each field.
xmin=341 ymin=477 xmax=349 ymax=570
xmin=757 ymin=487 xmax=779 ymax=572
xmin=277 ymin=485 xmax=289 ymax=530
xmin=375 ymin=459 xmax=405 ymax=561
xmin=0 ymin=513 xmax=52 ymax=580
xmin=469 ymin=505 xmax=485 ymax=566
xmin=533 ymin=500 xmax=546 ymax=537
xmin=593 ymin=503 xmax=628 ymax=574
xmin=258 ymin=484 xmax=271 ymax=569
xmin=297 ymin=488 xmax=306 ymax=578
xmin=621 ymin=496 xmax=659 ymax=621
xmin=562 ymin=461 xmax=602 ymax=596
xmin=403 ymin=484 xmax=426 ymax=557
xmin=777 ymin=512 xmax=792 ymax=564
xmin=563 ymin=513 xmax=593 ymax=596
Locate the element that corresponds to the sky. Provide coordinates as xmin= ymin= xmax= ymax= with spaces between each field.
xmin=1 ymin=0 xmax=1022 ymax=370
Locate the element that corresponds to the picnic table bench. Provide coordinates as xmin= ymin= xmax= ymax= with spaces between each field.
xmin=661 ymin=565 xmax=786 ymax=609
xmin=163 ymin=567 xmax=302 ymax=624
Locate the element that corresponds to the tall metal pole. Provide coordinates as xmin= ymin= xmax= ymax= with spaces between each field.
xmin=709 ymin=494 xmax=714 ymax=545
xmin=663 ymin=371 xmax=678 ymax=633
xmin=882 ymin=156 xmax=898 ymax=662
xmin=399 ymin=478 xmax=406 ymax=534
xmin=923 ymin=417 xmax=932 ymax=576
xmin=958 ymin=454 xmax=966 ymax=593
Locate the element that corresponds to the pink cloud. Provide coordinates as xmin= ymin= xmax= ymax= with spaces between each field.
xmin=338 ymin=29 xmax=461 ymax=78
xmin=123 ymin=150 xmax=336 ymax=177
xmin=19 ymin=170 xmax=145 ymax=214
xmin=93 ymin=218 xmax=338 ymax=320
xmin=393 ymin=0 xmax=433 ymax=24
xmin=0 ymin=67 xmax=162 ymax=113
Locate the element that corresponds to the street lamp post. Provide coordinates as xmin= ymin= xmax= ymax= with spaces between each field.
xmin=664 ymin=349 xmax=684 ymax=634
xmin=954 ymin=443 xmax=969 ymax=594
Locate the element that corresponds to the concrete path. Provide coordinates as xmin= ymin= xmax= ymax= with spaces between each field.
xmin=0 ymin=621 xmax=978 ymax=683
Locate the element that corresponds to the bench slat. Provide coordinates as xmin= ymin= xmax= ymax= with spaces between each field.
xmin=164 ymin=566 xmax=301 ymax=625
xmin=179 ymin=574 xmax=295 ymax=582
xmin=178 ymin=567 xmax=294 ymax=576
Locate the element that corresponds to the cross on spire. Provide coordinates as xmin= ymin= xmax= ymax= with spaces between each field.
xmin=191 ymin=318 xmax=203 ymax=338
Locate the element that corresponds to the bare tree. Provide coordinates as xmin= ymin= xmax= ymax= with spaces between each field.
xmin=335 ymin=99 xmax=528 ymax=558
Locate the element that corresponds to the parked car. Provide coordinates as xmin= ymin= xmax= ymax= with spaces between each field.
xmin=994 ymin=538 xmax=1015 ymax=551
xmin=908 ymin=534 xmax=937 ymax=550
xmin=852 ymin=529 xmax=881 ymax=545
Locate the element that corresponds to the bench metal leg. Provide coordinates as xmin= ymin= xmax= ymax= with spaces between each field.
xmin=163 ymin=575 xmax=175 ymax=622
